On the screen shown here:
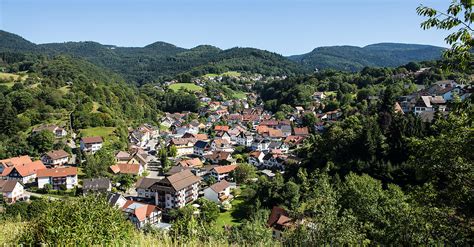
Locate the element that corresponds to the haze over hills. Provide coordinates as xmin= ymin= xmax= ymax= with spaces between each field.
xmin=0 ymin=30 xmax=444 ymax=84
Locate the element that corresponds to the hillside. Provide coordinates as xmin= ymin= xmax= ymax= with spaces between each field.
xmin=289 ymin=43 xmax=444 ymax=71
xmin=0 ymin=31 xmax=445 ymax=83
xmin=0 ymin=30 xmax=305 ymax=84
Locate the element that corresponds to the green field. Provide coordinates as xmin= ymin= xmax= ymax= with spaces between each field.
xmin=203 ymin=71 xmax=241 ymax=78
xmin=80 ymin=127 xmax=116 ymax=139
xmin=169 ymin=83 xmax=203 ymax=92
xmin=214 ymin=198 xmax=245 ymax=231
xmin=221 ymin=71 xmax=241 ymax=77
xmin=232 ymin=92 xmax=247 ymax=99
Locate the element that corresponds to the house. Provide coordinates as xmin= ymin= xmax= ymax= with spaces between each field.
xmin=193 ymin=141 xmax=210 ymax=156
xmin=251 ymin=138 xmax=270 ymax=151
xmin=210 ymin=164 xmax=238 ymax=181
xmin=293 ymin=127 xmax=309 ymax=136
xmin=149 ymin=170 xmax=201 ymax=209
xmin=82 ymin=178 xmax=112 ymax=194
xmin=136 ymin=177 xmax=161 ymax=199
xmin=203 ymin=180 xmax=233 ymax=204
xmin=107 ymin=193 xmax=127 ymax=208
xmin=177 ymin=158 xmax=203 ymax=168
xmin=32 ymin=125 xmax=67 ymax=138
xmin=182 ymin=132 xmax=208 ymax=141
xmin=267 ymin=206 xmax=294 ymax=239
xmin=210 ymin=139 xmax=232 ymax=152
xmin=41 ymin=150 xmax=69 ymax=167
xmin=0 ymin=155 xmax=33 ymax=175
xmin=236 ymin=131 xmax=253 ymax=147
xmin=248 ymin=151 xmax=265 ymax=167
xmin=122 ymin=200 xmax=162 ymax=229
xmin=0 ymin=180 xmax=25 ymax=203
xmin=325 ymin=110 xmax=342 ymax=121
xmin=204 ymin=151 xmax=235 ymax=165
xmin=168 ymin=138 xmax=196 ymax=156
xmin=414 ymin=96 xmax=447 ymax=115
xmin=1 ymin=159 xmax=46 ymax=184
xmin=128 ymin=125 xmax=153 ymax=146
xmin=284 ymin=135 xmax=306 ymax=148
xmin=268 ymin=141 xmax=289 ymax=154
xmin=215 ymin=131 xmax=232 ymax=143
xmin=80 ymin=136 xmax=103 ymax=154
xmin=262 ymin=153 xmax=287 ymax=170
xmin=214 ymin=125 xmax=230 ymax=133
xmin=37 ymin=167 xmax=78 ymax=190
xmin=109 ymin=163 xmax=144 ymax=176
xmin=312 ymin=92 xmax=326 ymax=102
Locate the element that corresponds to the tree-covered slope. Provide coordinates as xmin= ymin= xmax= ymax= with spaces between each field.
xmin=289 ymin=43 xmax=445 ymax=71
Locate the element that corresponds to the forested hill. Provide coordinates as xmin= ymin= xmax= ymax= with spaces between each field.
xmin=288 ymin=43 xmax=444 ymax=71
xmin=0 ymin=30 xmax=305 ymax=84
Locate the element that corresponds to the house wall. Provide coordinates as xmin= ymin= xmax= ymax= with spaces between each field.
xmin=37 ymin=177 xmax=50 ymax=189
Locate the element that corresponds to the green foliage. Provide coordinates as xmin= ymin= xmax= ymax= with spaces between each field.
xmin=24 ymin=196 xmax=135 ymax=245
xmin=231 ymin=163 xmax=257 ymax=184
xmin=28 ymin=130 xmax=54 ymax=154
xmin=417 ymin=1 xmax=473 ymax=69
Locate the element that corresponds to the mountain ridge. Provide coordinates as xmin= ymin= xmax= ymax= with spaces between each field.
xmin=0 ymin=30 xmax=445 ymax=83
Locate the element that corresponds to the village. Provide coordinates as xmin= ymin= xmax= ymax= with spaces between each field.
xmin=0 ymin=74 xmax=471 ymax=238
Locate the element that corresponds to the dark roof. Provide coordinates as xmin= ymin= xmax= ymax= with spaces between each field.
xmin=44 ymin=149 xmax=69 ymax=160
xmin=83 ymin=178 xmax=111 ymax=190
xmin=267 ymin=206 xmax=292 ymax=230
xmin=0 ymin=180 xmax=21 ymax=192
xmin=165 ymin=166 xmax=192 ymax=176
xmin=136 ymin=177 xmax=161 ymax=189
xmin=107 ymin=193 xmax=125 ymax=206
xmin=194 ymin=140 xmax=209 ymax=149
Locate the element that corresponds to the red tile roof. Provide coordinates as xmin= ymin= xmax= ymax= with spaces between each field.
xmin=213 ymin=164 xmax=238 ymax=174
xmin=37 ymin=167 xmax=77 ymax=178
xmin=81 ymin=136 xmax=103 ymax=144
xmin=2 ymin=160 xmax=46 ymax=177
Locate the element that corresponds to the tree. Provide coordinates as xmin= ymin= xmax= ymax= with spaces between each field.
xmin=168 ymin=145 xmax=178 ymax=157
xmin=28 ymin=130 xmax=55 ymax=154
xmin=231 ymin=163 xmax=256 ymax=184
xmin=196 ymin=198 xmax=220 ymax=224
xmin=417 ymin=1 xmax=473 ymax=69
xmin=0 ymin=95 xmax=19 ymax=136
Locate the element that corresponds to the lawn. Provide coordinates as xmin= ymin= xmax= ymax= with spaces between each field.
xmin=214 ymin=198 xmax=246 ymax=231
xmin=169 ymin=83 xmax=203 ymax=92
xmin=91 ymin=102 xmax=101 ymax=113
xmin=232 ymin=92 xmax=247 ymax=99
xmin=221 ymin=71 xmax=241 ymax=77
xmin=80 ymin=127 xmax=116 ymax=138
xmin=59 ymin=85 xmax=71 ymax=94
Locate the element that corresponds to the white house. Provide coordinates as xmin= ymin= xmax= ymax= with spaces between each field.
xmin=80 ymin=136 xmax=103 ymax=154
xmin=0 ymin=180 xmax=25 ymax=203
xmin=168 ymin=138 xmax=196 ymax=156
xmin=37 ymin=167 xmax=78 ymax=190
xmin=236 ymin=132 xmax=254 ymax=147
xmin=1 ymin=160 xmax=46 ymax=184
xmin=122 ymin=200 xmax=162 ymax=229
xmin=41 ymin=150 xmax=69 ymax=167
xmin=210 ymin=164 xmax=238 ymax=181
xmin=414 ymin=96 xmax=447 ymax=115
xmin=248 ymin=151 xmax=265 ymax=167
xmin=203 ymin=180 xmax=232 ymax=204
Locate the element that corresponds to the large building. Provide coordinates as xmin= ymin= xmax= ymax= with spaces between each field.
xmin=149 ymin=170 xmax=201 ymax=209
xmin=80 ymin=136 xmax=104 ymax=154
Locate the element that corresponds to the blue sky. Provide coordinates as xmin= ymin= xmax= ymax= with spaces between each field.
xmin=0 ymin=0 xmax=450 ymax=55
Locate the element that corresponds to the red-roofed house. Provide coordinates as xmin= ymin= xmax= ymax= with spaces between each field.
xmin=267 ymin=206 xmax=294 ymax=239
xmin=211 ymin=164 xmax=238 ymax=181
xmin=109 ymin=163 xmax=144 ymax=176
xmin=37 ymin=167 xmax=78 ymax=189
xmin=80 ymin=136 xmax=103 ymax=153
xmin=1 ymin=159 xmax=46 ymax=184
xmin=122 ymin=200 xmax=162 ymax=229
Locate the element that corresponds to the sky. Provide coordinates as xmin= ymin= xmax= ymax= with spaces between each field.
xmin=0 ymin=0 xmax=451 ymax=55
